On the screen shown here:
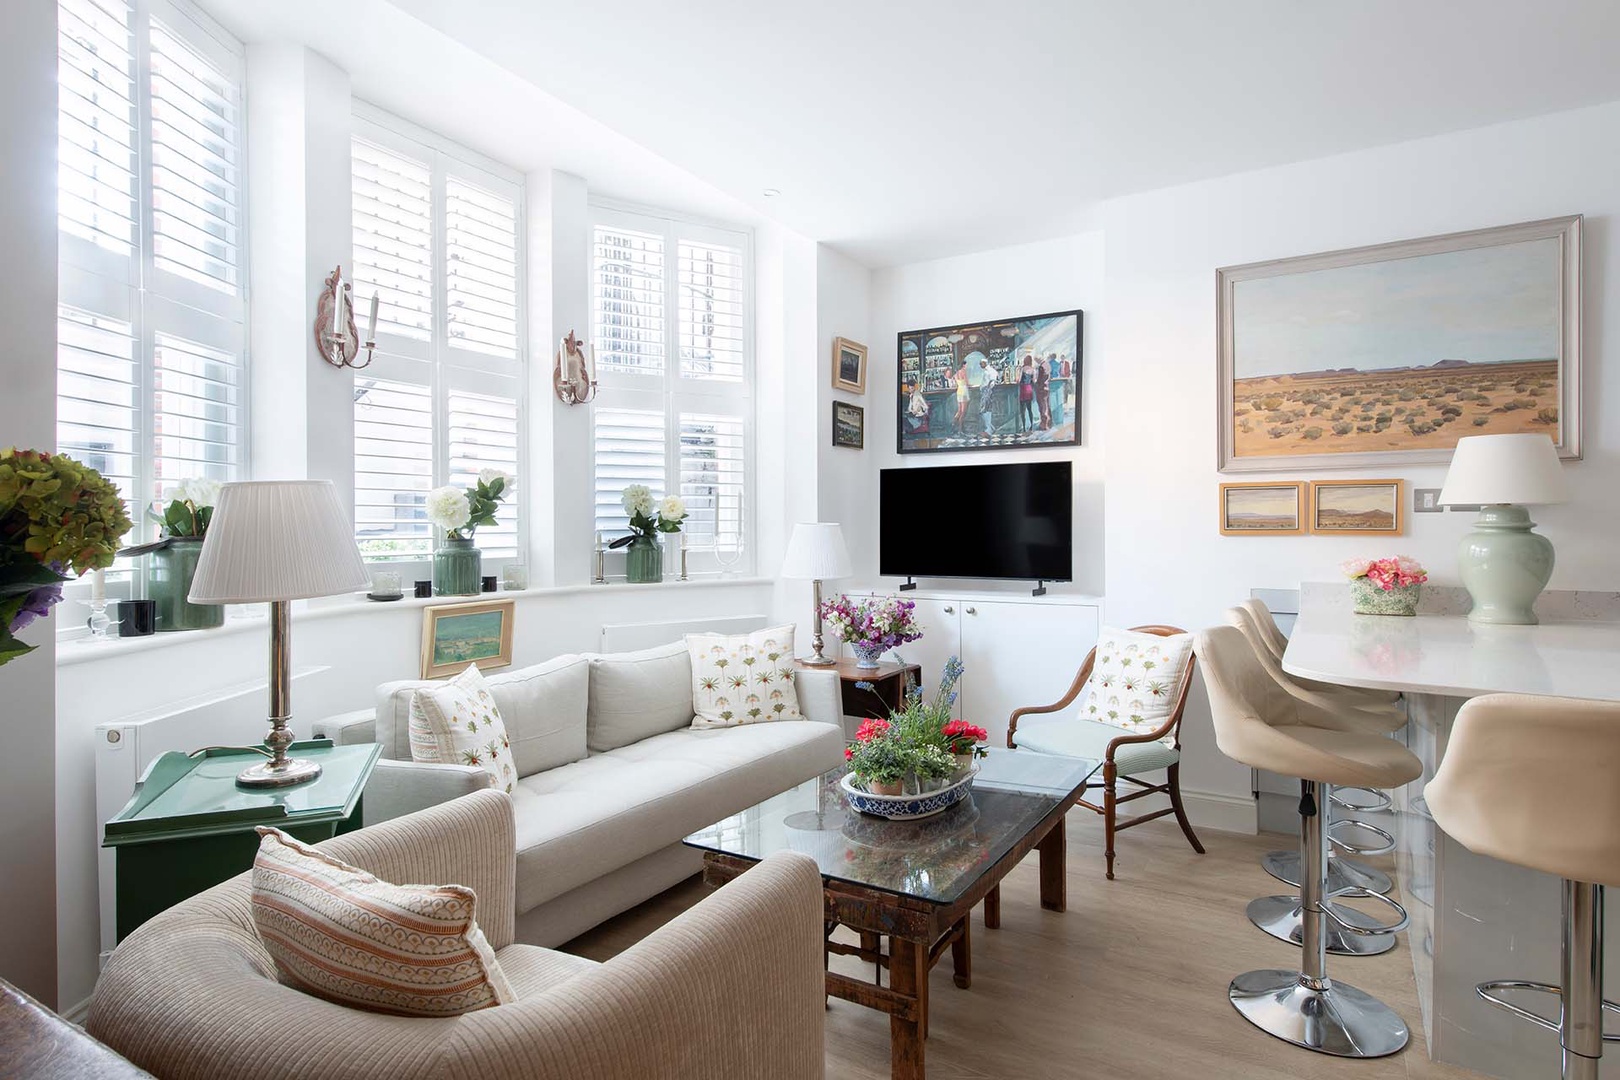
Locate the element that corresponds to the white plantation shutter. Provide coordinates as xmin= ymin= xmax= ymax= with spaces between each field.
xmin=592 ymin=225 xmax=665 ymax=378
xmin=446 ymin=178 xmax=519 ymax=359
xmin=57 ymin=305 xmax=140 ymax=515
xmin=57 ymin=0 xmax=138 ymax=259
xmin=152 ymin=330 xmax=240 ymax=490
xmin=593 ymin=409 xmax=666 ymax=539
xmin=352 ymin=139 xmax=433 ymax=341
xmin=679 ymin=413 xmax=745 ymax=550
xmin=353 ymin=376 xmax=434 ymax=560
xmin=678 ymin=240 xmax=745 ymax=382
xmin=448 ymin=387 xmax=520 ymax=557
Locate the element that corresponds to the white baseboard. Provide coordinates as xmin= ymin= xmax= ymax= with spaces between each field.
xmin=60 ymin=995 xmax=91 ymax=1025
xmin=1184 ymin=789 xmax=1258 ymax=835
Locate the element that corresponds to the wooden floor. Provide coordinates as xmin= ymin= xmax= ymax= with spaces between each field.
xmin=563 ymin=812 xmax=1488 ymax=1080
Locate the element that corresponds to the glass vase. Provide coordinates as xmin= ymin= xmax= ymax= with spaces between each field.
xmin=149 ymin=537 xmax=224 ymax=632
xmin=433 ymin=536 xmax=483 ymax=596
xmin=625 ymin=534 xmax=663 ymax=584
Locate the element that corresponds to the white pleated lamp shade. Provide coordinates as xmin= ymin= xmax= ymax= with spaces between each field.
xmin=189 ymin=481 xmax=372 ymax=603
xmin=780 ymin=522 xmax=852 ymax=580
xmin=1438 ymin=433 xmax=1570 ymax=507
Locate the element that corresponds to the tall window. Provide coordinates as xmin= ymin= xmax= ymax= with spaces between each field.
xmin=591 ymin=207 xmax=751 ymax=573
xmin=56 ymin=0 xmax=247 ymax=544
xmin=351 ymin=109 xmax=524 ymax=567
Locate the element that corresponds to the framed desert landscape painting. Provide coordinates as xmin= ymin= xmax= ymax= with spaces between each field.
xmin=1310 ymin=479 xmax=1402 ymax=536
xmin=1219 ymin=482 xmax=1305 ymax=536
xmin=1217 ymin=216 xmax=1581 ymax=473
xmin=421 ymin=598 xmax=514 ymax=679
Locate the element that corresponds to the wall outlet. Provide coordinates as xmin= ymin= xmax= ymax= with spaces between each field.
xmin=1413 ymin=488 xmax=1444 ymax=513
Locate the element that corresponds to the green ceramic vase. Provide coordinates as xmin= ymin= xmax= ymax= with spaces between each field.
xmin=433 ymin=537 xmax=482 ymax=596
xmin=149 ymin=537 xmax=224 ymax=631
xmin=1350 ymin=577 xmax=1420 ymax=617
xmin=625 ymin=534 xmax=663 ymax=584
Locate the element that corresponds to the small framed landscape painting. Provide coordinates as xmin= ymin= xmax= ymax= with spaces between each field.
xmin=1217 ymin=215 xmax=1582 ymax=473
xmin=1219 ymin=482 xmax=1305 ymax=536
xmin=421 ymin=598 xmax=515 ymax=679
xmin=1310 ymin=479 xmax=1402 ymax=536
xmin=832 ymin=400 xmax=864 ymax=449
xmin=832 ymin=337 xmax=868 ymax=394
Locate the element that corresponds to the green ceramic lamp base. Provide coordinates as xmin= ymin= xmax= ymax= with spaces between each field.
xmin=1458 ymin=504 xmax=1554 ymax=626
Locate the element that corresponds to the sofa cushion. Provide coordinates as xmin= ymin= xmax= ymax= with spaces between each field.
xmin=377 ymin=654 xmax=589 ymax=776
xmin=409 ymin=664 xmax=513 ymax=793
xmin=508 ymin=721 xmax=844 ymax=912
xmin=686 ymin=624 xmax=803 ymax=727
xmin=583 ymin=641 xmax=694 ymax=752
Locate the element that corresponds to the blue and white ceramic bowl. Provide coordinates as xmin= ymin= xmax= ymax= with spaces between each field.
xmin=840 ymin=768 xmax=977 ymax=820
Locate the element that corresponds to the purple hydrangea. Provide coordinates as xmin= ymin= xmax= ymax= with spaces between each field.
xmin=9 ymin=580 xmax=64 ymax=634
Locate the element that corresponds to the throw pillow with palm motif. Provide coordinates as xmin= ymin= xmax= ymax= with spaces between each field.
xmin=686 ymin=625 xmax=804 ymax=728
xmin=408 ymin=664 xmax=514 ymax=793
xmin=1079 ymin=627 xmax=1194 ymax=740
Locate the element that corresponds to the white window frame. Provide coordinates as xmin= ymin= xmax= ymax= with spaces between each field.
xmin=590 ymin=200 xmax=755 ymax=578
xmin=351 ymin=104 xmax=527 ymax=580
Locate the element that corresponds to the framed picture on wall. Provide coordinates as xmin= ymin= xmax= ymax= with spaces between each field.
xmin=832 ymin=337 xmax=868 ymax=394
xmin=421 ymin=598 xmax=515 ymax=679
xmin=1217 ymin=215 xmax=1582 ymax=473
xmin=897 ymin=308 xmax=1082 ymax=454
xmin=1309 ymin=479 xmax=1403 ymax=535
xmin=831 ymin=400 xmax=865 ymax=449
xmin=1218 ymin=481 xmax=1306 ymax=536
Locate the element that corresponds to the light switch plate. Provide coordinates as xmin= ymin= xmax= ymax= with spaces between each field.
xmin=1413 ymin=488 xmax=1444 ymax=513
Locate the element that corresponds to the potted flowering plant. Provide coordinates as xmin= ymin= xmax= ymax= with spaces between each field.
xmin=819 ymin=593 xmax=922 ymax=669
xmin=0 ymin=448 xmax=131 ymax=665
xmin=1342 ymin=555 xmax=1428 ymax=616
xmin=608 ymin=484 xmax=687 ymax=584
xmin=119 ymin=477 xmax=225 ymax=631
xmin=426 ymin=469 xmax=513 ymax=596
xmin=845 ymin=718 xmax=907 ymax=795
xmin=845 ymin=656 xmax=989 ymax=795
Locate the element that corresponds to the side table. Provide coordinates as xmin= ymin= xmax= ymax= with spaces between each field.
xmin=799 ymin=658 xmax=923 ymax=721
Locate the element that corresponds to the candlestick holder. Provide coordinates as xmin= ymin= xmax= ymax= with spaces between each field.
xmin=87 ymin=597 xmax=112 ymax=641
xmin=315 ymin=265 xmax=378 ymax=369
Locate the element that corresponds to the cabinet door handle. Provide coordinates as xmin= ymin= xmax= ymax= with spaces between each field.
xmin=965 ymin=606 xmax=977 ymax=615
xmin=943 ymin=606 xmax=955 ymax=614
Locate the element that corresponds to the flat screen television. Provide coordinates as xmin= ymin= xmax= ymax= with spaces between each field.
xmin=879 ymin=461 xmax=1072 ymax=584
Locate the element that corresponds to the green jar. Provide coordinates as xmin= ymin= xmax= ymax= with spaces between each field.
xmin=433 ymin=537 xmax=482 ymax=596
xmin=625 ymin=534 xmax=662 ymax=584
xmin=150 ymin=537 xmax=224 ymax=632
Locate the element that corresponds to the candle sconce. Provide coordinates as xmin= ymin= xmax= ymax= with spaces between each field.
xmin=315 ymin=265 xmax=378 ymax=369
xmin=553 ymin=330 xmax=598 ymax=405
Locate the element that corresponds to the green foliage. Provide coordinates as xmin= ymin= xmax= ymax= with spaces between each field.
xmin=153 ymin=499 xmax=212 ymax=538
xmin=847 ymin=736 xmax=909 ymax=784
xmin=0 ymin=448 xmax=130 ymax=573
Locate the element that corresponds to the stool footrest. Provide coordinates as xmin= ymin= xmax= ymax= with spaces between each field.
xmin=1477 ymin=980 xmax=1620 ymax=1041
xmin=1329 ymin=787 xmax=1393 ymax=813
xmin=1328 ymin=818 xmax=1396 ymax=856
xmin=1321 ymin=889 xmax=1409 ymax=937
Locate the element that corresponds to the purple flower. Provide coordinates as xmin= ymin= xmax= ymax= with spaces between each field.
xmin=9 ymin=580 xmax=64 ymax=634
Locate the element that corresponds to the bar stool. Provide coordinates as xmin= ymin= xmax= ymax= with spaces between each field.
xmin=1195 ymin=626 xmax=1421 ymax=1057
xmin=1425 ymin=693 xmax=1620 ymax=1080
xmin=1225 ymin=608 xmax=1406 ymax=955
xmin=1241 ymin=599 xmax=1403 ymax=710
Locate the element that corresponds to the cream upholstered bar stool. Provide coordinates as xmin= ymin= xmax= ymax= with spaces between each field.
xmin=1426 ymin=693 xmax=1620 ymax=1080
xmin=1242 ymin=599 xmax=1402 ymax=710
xmin=1195 ymin=626 xmax=1422 ymax=1057
xmin=1224 ymin=607 xmax=1408 ymax=956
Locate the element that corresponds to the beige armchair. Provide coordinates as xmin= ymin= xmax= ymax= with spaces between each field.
xmin=87 ymin=790 xmax=826 ymax=1080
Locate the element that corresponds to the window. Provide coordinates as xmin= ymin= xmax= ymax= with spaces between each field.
xmin=56 ymin=0 xmax=247 ymax=545
xmin=351 ymin=110 xmax=525 ymax=567
xmin=591 ymin=207 xmax=752 ymax=573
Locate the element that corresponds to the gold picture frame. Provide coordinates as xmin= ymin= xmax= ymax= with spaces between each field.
xmin=832 ymin=336 xmax=868 ymax=394
xmin=1219 ymin=481 xmax=1305 ymax=536
xmin=420 ymin=598 xmax=515 ymax=679
xmin=1309 ymin=479 xmax=1403 ymax=536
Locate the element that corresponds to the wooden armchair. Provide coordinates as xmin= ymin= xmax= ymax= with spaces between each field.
xmin=1007 ymin=624 xmax=1203 ymax=879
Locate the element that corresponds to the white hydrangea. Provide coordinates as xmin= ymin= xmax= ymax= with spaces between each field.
xmin=163 ymin=477 xmax=222 ymax=507
xmin=426 ymin=485 xmax=472 ymax=533
xmin=658 ymin=495 xmax=686 ymax=523
xmin=621 ymin=483 xmax=655 ymax=518
xmin=478 ymin=467 xmax=514 ymax=494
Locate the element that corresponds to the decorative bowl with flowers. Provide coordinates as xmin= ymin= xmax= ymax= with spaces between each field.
xmin=1342 ymin=556 xmax=1428 ymax=616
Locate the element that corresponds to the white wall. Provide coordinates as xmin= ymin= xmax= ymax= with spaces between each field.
xmin=1101 ymin=100 xmax=1620 ymax=807
xmin=816 ymin=245 xmax=873 ymax=531
xmin=2 ymin=0 xmax=60 ymax=1007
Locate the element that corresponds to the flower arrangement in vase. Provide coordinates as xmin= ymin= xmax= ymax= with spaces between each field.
xmin=844 ymin=656 xmax=988 ymax=796
xmin=606 ymin=485 xmax=686 ymax=584
xmin=0 ymin=448 xmax=131 ymax=664
xmin=122 ymin=477 xmax=225 ymax=631
xmin=426 ymin=469 xmax=513 ymax=596
xmin=1342 ymin=556 xmax=1428 ymax=616
xmin=818 ymin=593 xmax=922 ymax=669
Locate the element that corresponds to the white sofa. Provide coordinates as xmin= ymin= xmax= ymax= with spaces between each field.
xmin=314 ymin=640 xmax=845 ymax=947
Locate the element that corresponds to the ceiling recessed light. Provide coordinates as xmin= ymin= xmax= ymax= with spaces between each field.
xmin=762 ymin=188 xmax=781 ymax=198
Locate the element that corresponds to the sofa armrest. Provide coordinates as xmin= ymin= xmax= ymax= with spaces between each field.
xmin=445 ymin=851 xmax=824 ymax=1080
xmin=797 ymin=667 xmax=841 ymax=727
xmin=360 ymin=758 xmax=493 ymax=827
xmin=311 ymin=708 xmax=378 ymax=747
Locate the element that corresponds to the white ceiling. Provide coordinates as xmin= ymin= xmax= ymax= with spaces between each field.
xmin=219 ymin=0 xmax=1620 ymax=268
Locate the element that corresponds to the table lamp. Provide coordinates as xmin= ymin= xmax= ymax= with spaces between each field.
xmin=1438 ymin=433 xmax=1569 ymax=625
xmin=781 ymin=522 xmax=852 ymax=666
xmin=189 ymin=481 xmax=371 ymax=786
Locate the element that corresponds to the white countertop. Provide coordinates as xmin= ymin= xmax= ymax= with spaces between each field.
xmin=1282 ymin=589 xmax=1620 ymax=701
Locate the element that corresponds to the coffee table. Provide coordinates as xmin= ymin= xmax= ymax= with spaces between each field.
xmin=684 ymin=747 xmax=1099 ymax=1080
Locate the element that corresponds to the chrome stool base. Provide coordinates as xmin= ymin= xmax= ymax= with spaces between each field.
xmin=1230 ymin=969 xmax=1410 ymax=1059
xmin=1263 ymin=850 xmax=1393 ymax=896
xmin=1247 ymin=895 xmax=1398 ymax=957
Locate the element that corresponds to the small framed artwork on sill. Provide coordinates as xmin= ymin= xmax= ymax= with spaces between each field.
xmin=832 ymin=400 xmax=865 ymax=449
xmin=1309 ymin=479 xmax=1403 ymax=535
xmin=421 ymin=598 xmax=515 ymax=679
xmin=832 ymin=337 xmax=868 ymax=394
xmin=1219 ymin=481 xmax=1305 ymax=536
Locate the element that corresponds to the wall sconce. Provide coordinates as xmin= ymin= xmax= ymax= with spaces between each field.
xmin=315 ymin=265 xmax=378 ymax=369
xmin=553 ymin=330 xmax=597 ymax=405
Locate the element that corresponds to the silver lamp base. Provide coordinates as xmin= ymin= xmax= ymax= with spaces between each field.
xmin=801 ymin=576 xmax=837 ymax=666
xmin=237 ymin=756 xmax=322 ymax=788
xmin=1230 ymin=969 xmax=1410 ymax=1058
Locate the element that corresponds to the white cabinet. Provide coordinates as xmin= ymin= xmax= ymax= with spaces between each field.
xmin=842 ymin=591 xmax=1101 ymax=746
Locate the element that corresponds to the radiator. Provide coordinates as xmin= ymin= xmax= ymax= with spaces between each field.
xmin=599 ymin=614 xmax=768 ymax=653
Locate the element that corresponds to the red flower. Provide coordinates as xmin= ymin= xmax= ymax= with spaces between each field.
xmin=854 ymin=717 xmax=890 ymax=743
xmin=942 ymin=719 xmax=988 ymax=742
xmin=844 ymin=746 xmax=853 ymax=760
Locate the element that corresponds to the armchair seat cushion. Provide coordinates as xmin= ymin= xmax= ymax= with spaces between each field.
xmin=1014 ymin=716 xmax=1180 ymax=776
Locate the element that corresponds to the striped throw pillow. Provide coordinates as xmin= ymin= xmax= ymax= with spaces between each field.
xmin=250 ymin=827 xmax=514 ymax=1017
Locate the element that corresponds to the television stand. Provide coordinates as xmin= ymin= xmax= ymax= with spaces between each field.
xmin=1031 ymin=581 xmax=1048 ymax=597
xmin=898 ymin=577 xmax=918 ymax=591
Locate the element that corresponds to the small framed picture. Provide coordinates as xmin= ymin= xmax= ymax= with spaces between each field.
xmin=1219 ymin=481 xmax=1305 ymax=536
xmin=1309 ymin=479 xmax=1403 ymax=536
xmin=421 ymin=598 xmax=515 ymax=679
xmin=832 ymin=400 xmax=865 ymax=449
xmin=832 ymin=336 xmax=868 ymax=394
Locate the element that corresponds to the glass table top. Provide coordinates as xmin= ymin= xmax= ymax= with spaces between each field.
xmin=682 ymin=747 xmax=1098 ymax=906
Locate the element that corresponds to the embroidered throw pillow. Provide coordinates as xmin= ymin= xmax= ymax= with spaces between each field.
xmin=686 ymin=625 xmax=803 ymax=727
xmin=408 ymin=664 xmax=513 ymax=793
xmin=1080 ymin=627 xmax=1194 ymax=738
xmin=250 ymin=827 xmax=514 ymax=1017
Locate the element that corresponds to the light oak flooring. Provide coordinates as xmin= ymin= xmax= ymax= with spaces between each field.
xmin=563 ymin=812 xmax=1488 ymax=1080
